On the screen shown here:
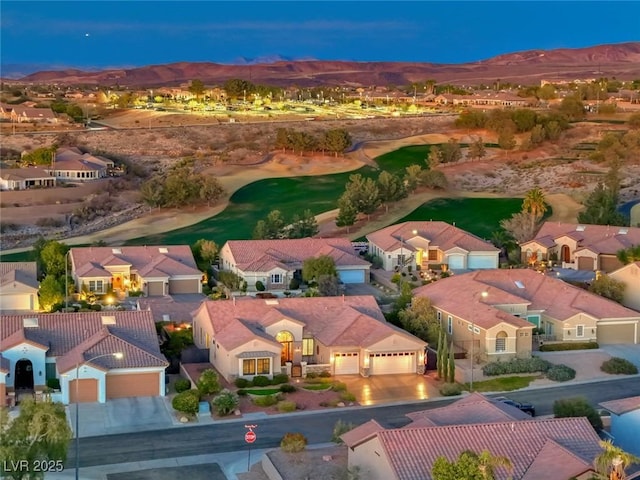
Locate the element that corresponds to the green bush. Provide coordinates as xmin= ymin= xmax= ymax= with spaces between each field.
xmin=211 ymin=389 xmax=239 ymax=416
xmin=253 ymin=394 xmax=279 ymax=407
xmin=197 ymin=369 xmax=221 ymax=395
xmin=331 ymin=420 xmax=356 ymax=444
xmin=306 ymin=371 xmax=318 ymax=379
xmin=234 ymin=378 xmax=251 ymax=388
xmin=319 ymin=370 xmax=332 ymax=378
xmin=46 ymin=378 xmax=61 ymax=390
xmin=601 ymin=357 xmax=638 ymax=375
xmin=255 ymin=280 xmax=266 ymax=292
xmin=277 ymin=400 xmax=297 ymax=412
xmin=272 ymin=373 xmax=289 ymax=385
xmin=252 ymin=375 xmax=271 ymax=387
xmin=331 ymin=382 xmax=347 ymax=392
xmin=439 ymin=383 xmax=462 ymax=396
xmin=553 ymin=397 xmax=603 ymax=430
xmin=174 ymin=378 xmax=191 ymax=393
xmin=340 ymin=392 xmax=356 ymax=402
xmin=546 ymin=364 xmax=576 ymax=382
xmin=289 ymin=278 xmax=300 ymax=290
xmin=539 ymin=342 xmax=599 ymax=351
xmin=482 ymin=357 xmax=551 ymax=376
xmin=237 ymin=389 xmax=248 ymax=396
xmin=279 ymin=384 xmax=297 ymax=393
xmin=172 ymin=390 xmax=200 ymax=415
xmin=280 ymin=432 xmax=307 ymax=453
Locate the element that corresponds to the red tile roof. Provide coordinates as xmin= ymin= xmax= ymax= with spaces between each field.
xmin=599 ymin=395 xmax=640 ymax=415
xmin=520 ymin=440 xmax=593 ymax=480
xmin=0 ymin=262 xmax=39 ymax=290
xmin=137 ymin=294 xmax=207 ymax=323
xmin=367 ymin=221 xmax=498 ymax=253
xmin=341 ymin=419 xmax=384 ymax=447
xmin=0 ymin=311 xmax=167 ymax=370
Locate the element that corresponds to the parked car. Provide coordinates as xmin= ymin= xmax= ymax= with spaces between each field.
xmin=493 ymin=396 xmax=535 ymax=416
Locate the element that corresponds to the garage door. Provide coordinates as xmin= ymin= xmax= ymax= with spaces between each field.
xmin=0 ymin=294 xmax=32 ymax=311
xmin=69 ymin=379 xmax=98 ymax=403
xmin=106 ymin=372 xmax=160 ymax=399
xmin=369 ymin=352 xmax=415 ymax=375
xmin=577 ymin=257 xmax=595 ymax=271
xmin=447 ymin=255 xmax=464 ymax=270
xmin=334 ymin=353 xmax=359 ymax=375
xmin=169 ymin=279 xmax=199 ymax=294
xmin=338 ymin=269 xmax=365 ymax=284
xmin=598 ymin=323 xmax=637 ymax=345
xmin=600 ymin=255 xmax=622 ymax=273
xmin=468 ymin=254 xmax=497 ymax=269
xmin=147 ymin=282 xmax=164 ymax=296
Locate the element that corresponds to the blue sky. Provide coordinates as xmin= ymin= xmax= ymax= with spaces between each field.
xmin=1 ymin=1 xmax=639 ymax=75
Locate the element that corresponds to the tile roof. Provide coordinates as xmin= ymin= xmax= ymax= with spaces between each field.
xmin=0 ymin=167 xmax=53 ymax=181
xmin=520 ymin=440 xmax=594 ymax=480
xmin=224 ymin=238 xmax=370 ymax=272
xmin=0 ymin=311 xmax=167 ymax=371
xmin=374 ymin=417 xmax=601 ymax=480
xmin=367 ymin=221 xmax=499 ymax=253
xmin=599 ymin=395 xmax=640 ymax=415
xmin=0 ymin=262 xmax=39 ymax=290
xmin=414 ymin=269 xmax=639 ymax=327
xmin=195 ymin=295 xmax=424 ymax=352
xmin=341 ymin=419 xmax=385 ymax=447
xmin=137 ymin=294 xmax=207 ymax=323
xmin=522 ymin=222 xmax=640 ymax=255
xmin=70 ymin=245 xmax=201 ymax=278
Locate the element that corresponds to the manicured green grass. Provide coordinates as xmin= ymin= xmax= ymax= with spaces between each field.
xmin=126 ymin=166 xmax=378 ymax=246
xmin=0 ymin=251 xmax=34 ymax=262
xmin=465 ymin=375 xmax=539 ymax=392
xmin=302 ymin=383 xmax=332 ymax=391
xmin=244 ymin=388 xmax=281 ymax=396
xmin=374 ymin=145 xmax=432 ymax=175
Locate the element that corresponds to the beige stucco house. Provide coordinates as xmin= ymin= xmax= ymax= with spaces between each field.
xmin=0 ymin=262 xmax=39 ymax=313
xmin=0 ymin=167 xmax=57 ymax=190
xmin=520 ymin=222 xmax=640 ymax=272
xmin=367 ymin=221 xmax=499 ymax=272
xmin=191 ymin=295 xmax=426 ymax=381
xmin=609 ymin=261 xmax=640 ymax=312
xmin=44 ymin=147 xmax=115 ymax=182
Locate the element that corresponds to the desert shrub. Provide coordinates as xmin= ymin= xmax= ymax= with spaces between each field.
xmin=174 ymin=378 xmax=191 ymax=393
xmin=439 ymin=383 xmax=462 ymax=396
xmin=35 ymin=217 xmax=65 ymax=228
xmin=253 ymin=394 xmax=278 ymax=407
xmin=172 ymin=390 xmax=200 ymax=415
xmin=553 ymin=397 xmax=603 ymax=430
xmin=211 ymin=389 xmax=239 ymax=416
xmin=272 ymin=373 xmax=289 ymax=385
xmin=331 ymin=382 xmax=347 ymax=392
xmin=546 ymin=364 xmax=576 ymax=382
xmin=331 ymin=420 xmax=356 ymax=444
xmin=319 ymin=370 xmax=332 ymax=378
xmin=255 ymin=280 xmax=265 ymax=291
xmin=237 ymin=389 xmax=248 ymax=396
xmin=234 ymin=377 xmax=251 ymax=388
xmin=197 ymin=369 xmax=221 ymax=395
xmin=279 ymin=384 xmax=297 ymax=393
xmin=482 ymin=357 xmax=551 ymax=376
xmin=539 ymin=342 xmax=599 ymax=351
xmin=340 ymin=392 xmax=357 ymax=402
xmin=280 ymin=433 xmax=307 ymax=453
xmin=277 ymin=400 xmax=297 ymax=413
xmin=46 ymin=378 xmax=60 ymax=390
xmin=252 ymin=375 xmax=271 ymax=387
xmin=601 ymin=357 xmax=638 ymax=375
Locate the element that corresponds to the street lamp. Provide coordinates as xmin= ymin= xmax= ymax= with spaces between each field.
xmin=469 ymin=291 xmax=488 ymax=391
xmin=74 ymin=352 xmax=123 ymax=480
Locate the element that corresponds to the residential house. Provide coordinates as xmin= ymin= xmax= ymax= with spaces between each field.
xmin=191 ymin=295 xmax=426 ymax=381
xmin=0 ymin=167 xmax=57 ymax=190
xmin=70 ymin=245 xmax=203 ymax=297
xmin=0 ymin=311 xmax=168 ymax=406
xmin=414 ymin=269 xmax=640 ymax=361
xmin=609 ymin=261 xmax=640 ymax=312
xmin=342 ymin=393 xmax=602 ymax=480
xmin=0 ymin=262 xmax=39 ymax=313
xmin=219 ymin=238 xmax=371 ymax=290
xmin=0 ymin=103 xmax=58 ymax=123
xmin=44 ymin=147 xmax=115 ymax=182
xmin=367 ymin=221 xmax=499 ymax=272
xmin=520 ymin=222 xmax=640 ymax=272
xmin=434 ymin=92 xmax=536 ymax=107
xmin=137 ymin=294 xmax=207 ymax=323
xmin=599 ymin=396 xmax=640 ymax=457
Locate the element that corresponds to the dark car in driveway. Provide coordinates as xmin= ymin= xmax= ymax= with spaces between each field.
xmin=494 ymin=396 xmax=536 ymax=416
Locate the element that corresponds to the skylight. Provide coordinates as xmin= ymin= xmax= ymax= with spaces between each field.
xmin=101 ymin=316 xmax=116 ymax=325
xmin=514 ymin=281 xmax=525 ymax=289
xmin=265 ymin=299 xmax=279 ymax=305
xmin=23 ymin=317 xmax=38 ymax=328
xmin=576 ymin=225 xmax=586 ymax=232
xmin=159 ymin=247 xmax=169 ymax=253
xmin=112 ymin=248 xmax=122 ymax=254
xmin=618 ymin=228 xmax=628 ymax=235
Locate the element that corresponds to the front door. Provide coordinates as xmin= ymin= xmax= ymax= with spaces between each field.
xmin=561 ymin=245 xmax=570 ymax=263
xmin=15 ymin=359 xmax=34 ymax=390
xmin=276 ymin=331 xmax=294 ymax=366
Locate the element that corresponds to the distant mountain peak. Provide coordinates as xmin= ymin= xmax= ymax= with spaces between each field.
xmin=231 ymin=54 xmax=317 ymax=65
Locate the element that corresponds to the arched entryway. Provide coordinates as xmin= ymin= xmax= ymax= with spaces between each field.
xmin=561 ymin=245 xmax=570 ymax=263
xmin=276 ymin=331 xmax=294 ymax=366
xmin=15 ymin=359 xmax=34 ymax=390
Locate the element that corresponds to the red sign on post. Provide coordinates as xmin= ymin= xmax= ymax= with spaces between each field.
xmin=245 ymin=430 xmax=256 ymax=444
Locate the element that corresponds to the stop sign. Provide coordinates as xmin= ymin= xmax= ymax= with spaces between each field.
xmin=245 ymin=430 xmax=256 ymax=444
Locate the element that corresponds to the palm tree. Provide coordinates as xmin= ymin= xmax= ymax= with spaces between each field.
xmin=595 ymin=440 xmax=640 ymax=480
xmin=490 ymin=230 xmax=517 ymax=263
xmin=477 ymin=450 xmax=513 ymax=480
xmin=522 ymin=187 xmax=548 ymax=234
xmin=616 ymin=245 xmax=640 ymax=265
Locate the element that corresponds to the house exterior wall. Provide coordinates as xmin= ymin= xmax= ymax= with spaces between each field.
xmin=229 ymin=342 xmax=281 ymax=380
xmin=3 ymin=343 xmax=47 ymax=389
xmin=561 ymin=313 xmax=598 ymax=342
xmin=0 ymin=380 xmax=5 ymax=405
xmin=349 ymin=437 xmax=396 ymax=480
xmin=520 ymin=241 xmax=549 ymax=263
xmin=610 ymin=265 xmax=640 ymax=311
xmin=0 ymin=286 xmax=39 ymax=312
xmin=486 ymin=323 xmax=521 ymax=358
xmin=610 ymin=410 xmax=640 ymax=456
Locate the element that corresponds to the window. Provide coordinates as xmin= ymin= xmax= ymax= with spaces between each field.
xmin=302 ymin=338 xmax=314 ymax=356
xmin=88 ymin=280 xmax=104 ymax=292
xmin=270 ymin=273 xmax=282 ymax=284
xmin=437 ymin=311 xmax=442 ymax=321
xmin=576 ymin=325 xmax=584 ymax=338
xmin=397 ymin=254 xmax=406 ymax=266
xmin=45 ymin=363 xmax=56 ymax=380
xmin=447 ymin=315 xmax=453 ymax=334
xmin=428 ymin=250 xmax=438 ymax=261
xmin=256 ymin=358 xmax=270 ymax=375
xmin=242 ymin=359 xmax=256 ymax=375
xmin=495 ymin=331 xmax=508 ymax=352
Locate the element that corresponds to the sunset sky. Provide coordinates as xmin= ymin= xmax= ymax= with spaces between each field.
xmin=1 ymin=1 xmax=639 ymax=76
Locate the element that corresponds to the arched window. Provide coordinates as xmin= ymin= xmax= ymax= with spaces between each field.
xmin=495 ymin=331 xmax=508 ymax=352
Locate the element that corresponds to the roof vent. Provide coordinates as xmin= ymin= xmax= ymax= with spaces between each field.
xmin=101 ymin=316 xmax=116 ymax=325
xmin=576 ymin=225 xmax=586 ymax=232
xmin=23 ymin=317 xmax=38 ymax=328
xmin=158 ymin=247 xmax=169 ymax=254
xmin=618 ymin=228 xmax=628 ymax=235
xmin=162 ymin=314 xmax=171 ymax=322
xmin=112 ymin=248 xmax=122 ymax=254
xmin=514 ymin=281 xmax=525 ymax=289
xmin=265 ymin=299 xmax=279 ymax=305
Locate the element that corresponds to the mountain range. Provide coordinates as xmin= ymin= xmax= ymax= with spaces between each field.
xmin=10 ymin=42 xmax=640 ymax=88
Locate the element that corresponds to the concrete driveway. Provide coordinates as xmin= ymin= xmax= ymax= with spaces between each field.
xmin=339 ymin=373 xmax=441 ymax=406
xmin=600 ymin=344 xmax=640 ymax=370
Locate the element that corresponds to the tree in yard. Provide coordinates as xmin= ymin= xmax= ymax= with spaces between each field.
xmin=616 ymin=245 xmax=640 ymax=265
xmin=404 ymin=164 xmax=423 ymax=192
xmin=553 ymin=397 xmax=603 ymax=430
xmin=447 ymin=342 xmax=456 ymax=383
xmin=322 ymin=129 xmax=352 ymax=156
xmin=344 ymin=174 xmax=380 ymax=220
xmin=437 ymin=328 xmax=445 ymax=380
xmin=440 ymin=336 xmax=449 ymax=381
xmin=377 ymin=171 xmax=407 ymax=212
xmin=317 ymin=275 xmax=341 ymax=296
xmin=302 ymin=255 xmax=337 ymax=285
xmin=253 ymin=210 xmax=286 ymax=239
xmin=500 ymin=211 xmax=541 ymax=243
xmin=577 ymin=180 xmax=627 ymax=227
xmin=188 ymin=79 xmax=205 ymax=99
xmin=588 ymin=273 xmax=626 ymax=304
xmin=522 ymin=187 xmax=548 ymax=231
xmin=490 ymin=230 xmax=517 ymax=263
xmin=432 ymin=450 xmax=512 ymax=480
xmin=192 ymin=239 xmax=218 ymax=271
xmin=39 ymin=240 xmax=69 ymax=278
xmin=289 ymin=209 xmax=319 ymax=239
xmin=39 ymin=275 xmax=64 ymax=312
xmin=0 ymin=399 xmax=72 ymax=480
xmin=595 ymin=440 xmax=640 ymax=480
xmin=467 ymin=138 xmax=486 ymax=161
xmin=335 ymin=193 xmax=358 ymax=232
xmin=476 ymin=450 xmax=514 ymax=480
xmin=197 ymin=369 xmax=221 ymax=395
xmin=398 ymin=296 xmax=440 ymax=343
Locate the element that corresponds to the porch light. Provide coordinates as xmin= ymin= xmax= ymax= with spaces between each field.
xmin=329 ymin=355 xmax=335 ymax=363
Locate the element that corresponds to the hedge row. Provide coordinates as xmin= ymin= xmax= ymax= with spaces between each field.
xmin=539 ymin=342 xmax=599 ymax=352
xmin=234 ymin=373 xmax=289 ymax=388
xmin=482 ymin=357 xmax=551 ymax=376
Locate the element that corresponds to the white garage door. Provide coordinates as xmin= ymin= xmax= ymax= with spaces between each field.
xmin=0 ymin=294 xmax=32 ymax=311
xmin=370 ymin=352 xmax=415 ymax=375
xmin=334 ymin=352 xmax=359 ymax=375
xmin=468 ymin=254 xmax=497 ymax=269
xmin=338 ymin=269 xmax=365 ymax=284
xmin=447 ymin=255 xmax=464 ymax=270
